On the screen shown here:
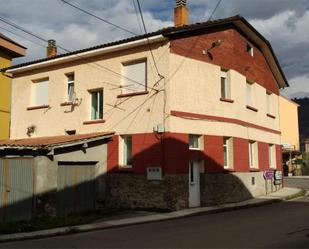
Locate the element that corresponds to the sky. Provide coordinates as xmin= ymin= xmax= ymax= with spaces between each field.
xmin=0 ymin=0 xmax=308 ymax=98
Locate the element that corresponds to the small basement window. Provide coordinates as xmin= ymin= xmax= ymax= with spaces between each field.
xmin=65 ymin=130 xmax=76 ymax=135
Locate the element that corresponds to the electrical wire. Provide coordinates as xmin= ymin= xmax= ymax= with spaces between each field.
xmin=0 ymin=26 xmax=46 ymax=48
xmin=207 ymin=0 xmax=223 ymax=20
xmin=132 ymin=0 xmax=143 ymax=35
xmin=0 ymin=16 xmax=159 ymax=92
xmin=136 ymin=0 xmax=163 ymax=79
xmin=60 ymin=0 xmax=137 ymax=36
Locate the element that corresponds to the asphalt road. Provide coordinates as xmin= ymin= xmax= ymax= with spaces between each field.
xmin=2 ymin=195 xmax=309 ymax=248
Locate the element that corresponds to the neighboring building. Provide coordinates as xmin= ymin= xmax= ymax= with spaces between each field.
xmin=0 ymin=33 xmax=26 ymax=139
xmin=0 ymin=1 xmax=288 ymax=215
xmin=293 ymin=97 xmax=309 ymax=154
xmin=279 ymin=95 xmax=300 ymax=165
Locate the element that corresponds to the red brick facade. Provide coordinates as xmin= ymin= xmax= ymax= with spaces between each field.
xmin=170 ymin=28 xmax=279 ymax=94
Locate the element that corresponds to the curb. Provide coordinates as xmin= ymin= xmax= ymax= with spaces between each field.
xmin=0 ymin=188 xmax=305 ymax=243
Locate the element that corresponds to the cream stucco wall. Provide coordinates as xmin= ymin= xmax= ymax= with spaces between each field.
xmin=11 ymin=42 xmax=170 ymax=138
xmin=167 ymin=53 xmax=281 ymax=144
xmin=279 ymin=95 xmax=300 ymax=150
xmin=11 ymin=42 xmax=282 ymax=146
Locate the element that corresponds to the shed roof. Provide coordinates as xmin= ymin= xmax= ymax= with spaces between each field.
xmin=0 ymin=131 xmax=114 ymax=150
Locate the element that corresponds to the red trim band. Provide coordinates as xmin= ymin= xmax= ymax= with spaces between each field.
xmin=170 ymin=110 xmax=281 ymax=135
xmin=27 ymin=105 xmax=50 ymax=111
xmin=117 ymin=91 xmax=149 ymax=98
xmin=83 ymin=119 xmax=105 ymax=125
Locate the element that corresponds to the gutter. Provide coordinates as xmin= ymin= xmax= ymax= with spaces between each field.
xmin=6 ymin=35 xmax=167 ymax=74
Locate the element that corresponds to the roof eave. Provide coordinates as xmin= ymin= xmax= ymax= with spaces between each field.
xmin=0 ymin=133 xmax=114 ymax=151
xmin=4 ymin=35 xmax=167 ymax=74
xmin=232 ymin=17 xmax=289 ymax=88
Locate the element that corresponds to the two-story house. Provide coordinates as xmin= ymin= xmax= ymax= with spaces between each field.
xmin=0 ymin=1 xmax=288 ymax=216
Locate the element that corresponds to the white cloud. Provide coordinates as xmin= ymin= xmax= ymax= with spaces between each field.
xmin=281 ymin=75 xmax=309 ymax=98
xmin=3 ymin=0 xmax=172 ymax=64
xmin=251 ymin=10 xmax=309 ymax=45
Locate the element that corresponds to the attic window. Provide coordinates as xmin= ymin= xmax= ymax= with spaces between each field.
xmin=247 ymin=44 xmax=253 ymax=56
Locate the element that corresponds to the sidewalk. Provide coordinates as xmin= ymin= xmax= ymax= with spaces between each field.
xmin=0 ymin=187 xmax=305 ymax=243
xmin=284 ymin=175 xmax=309 ymax=179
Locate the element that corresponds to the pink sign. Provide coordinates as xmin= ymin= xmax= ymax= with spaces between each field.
xmin=264 ymin=171 xmax=274 ymax=180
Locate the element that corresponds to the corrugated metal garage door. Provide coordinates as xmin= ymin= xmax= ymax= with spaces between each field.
xmin=57 ymin=163 xmax=97 ymax=215
xmin=0 ymin=158 xmax=34 ymax=221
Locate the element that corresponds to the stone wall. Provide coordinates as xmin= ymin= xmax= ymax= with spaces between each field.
xmin=106 ymin=172 xmax=282 ymax=210
xmin=200 ymin=172 xmax=282 ymax=206
xmin=106 ymin=173 xmax=188 ymax=210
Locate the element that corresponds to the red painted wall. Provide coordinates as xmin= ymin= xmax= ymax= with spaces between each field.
xmin=276 ymin=144 xmax=283 ymax=171
xmin=233 ymin=137 xmax=249 ymax=172
xmin=107 ymin=135 xmax=119 ymax=172
xmin=204 ymin=135 xmax=224 ymax=173
xmin=258 ymin=142 xmax=270 ymax=171
xmin=170 ymin=28 xmax=279 ymax=94
xmin=107 ymin=132 xmax=283 ymax=174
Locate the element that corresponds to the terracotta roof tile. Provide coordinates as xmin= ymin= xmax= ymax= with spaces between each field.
xmin=0 ymin=131 xmax=114 ymax=149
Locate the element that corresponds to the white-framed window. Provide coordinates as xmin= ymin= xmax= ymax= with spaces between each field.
xmin=269 ymin=144 xmax=276 ymax=169
xmin=119 ymin=135 xmax=132 ymax=167
xmin=246 ymin=80 xmax=254 ymax=106
xmin=189 ymin=134 xmax=203 ymax=150
xmin=266 ymin=91 xmax=273 ymax=114
xmin=220 ymin=69 xmax=230 ymax=99
xmin=31 ymin=78 xmax=49 ymax=106
xmin=66 ymin=73 xmax=75 ymax=102
xmin=90 ymin=89 xmax=103 ymax=120
xmin=249 ymin=141 xmax=258 ymax=168
xmin=223 ymin=137 xmax=233 ymax=168
xmin=122 ymin=59 xmax=147 ymax=94
xmin=247 ymin=43 xmax=253 ymax=56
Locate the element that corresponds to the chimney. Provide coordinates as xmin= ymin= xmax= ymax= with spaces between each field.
xmin=174 ymin=0 xmax=189 ymax=27
xmin=47 ymin=39 xmax=57 ymax=58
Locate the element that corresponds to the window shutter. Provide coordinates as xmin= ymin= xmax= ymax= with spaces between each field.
xmin=122 ymin=61 xmax=146 ymax=94
xmin=32 ymin=80 xmax=49 ymax=106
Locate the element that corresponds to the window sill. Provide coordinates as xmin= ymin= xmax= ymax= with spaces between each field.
xmin=114 ymin=166 xmax=133 ymax=172
xmin=249 ymin=168 xmax=259 ymax=172
xmin=224 ymin=167 xmax=235 ymax=172
xmin=117 ymin=91 xmax=149 ymax=98
xmin=246 ymin=105 xmax=258 ymax=112
xmin=60 ymin=102 xmax=73 ymax=106
xmin=119 ymin=165 xmax=133 ymax=169
xmin=27 ymin=105 xmax=50 ymax=111
xmin=267 ymin=113 xmax=276 ymax=119
xmin=220 ymin=98 xmax=234 ymax=103
xmin=83 ymin=119 xmax=105 ymax=125
xmin=189 ymin=147 xmax=203 ymax=151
